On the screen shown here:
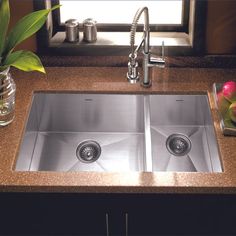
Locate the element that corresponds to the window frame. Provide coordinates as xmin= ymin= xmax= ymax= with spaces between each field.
xmin=33 ymin=0 xmax=207 ymax=56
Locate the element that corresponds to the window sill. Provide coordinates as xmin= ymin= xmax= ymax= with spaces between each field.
xmin=48 ymin=31 xmax=193 ymax=56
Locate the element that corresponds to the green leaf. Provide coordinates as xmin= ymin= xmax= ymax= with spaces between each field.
xmin=51 ymin=4 xmax=62 ymax=11
xmin=3 ymin=5 xmax=60 ymax=57
xmin=4 ymin=50 xmax=45 ymax=73
xmin=0 ymin=65 xmax=8 ymax=72
xmin=0 ymin=0 xmax=10 ymax=56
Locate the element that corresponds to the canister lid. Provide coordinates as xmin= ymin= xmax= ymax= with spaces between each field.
xmin=83 ymin=18 xmax=96 ymax=26
xmin=65 ymin=19 xmax=79 ymax=26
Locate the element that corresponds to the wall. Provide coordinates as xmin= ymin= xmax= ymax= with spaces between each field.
xmin=9 ymin=0 xmax=36 ymax=52
xmin=206 ymin=0 xmax=236 ymax=54
xmin=9 ymin=0 xmax=236 ymax=55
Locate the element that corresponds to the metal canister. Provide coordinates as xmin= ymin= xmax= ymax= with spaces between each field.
xmin=83 ymin=18 xmax=97 ymax=43
xmin=65 ymin=19 xmax=79 ymax=43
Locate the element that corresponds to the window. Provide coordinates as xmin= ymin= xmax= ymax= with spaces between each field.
xmin=60 ymin=1 xmax=183 ymax=24
xmin=53 ymin=0 xmax=189 ymax=32
xmin=34 ymin=0 xmax=206 ymax=56
xmin=60 ymin=1 xmax=184 ymax=27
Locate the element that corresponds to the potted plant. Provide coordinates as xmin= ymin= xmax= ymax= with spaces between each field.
xmin=0 ymin=0 xmax=59 ymax=126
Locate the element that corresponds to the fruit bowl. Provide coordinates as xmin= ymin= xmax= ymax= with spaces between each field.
xmin=213 ymin=83 xmax=236 ymax=136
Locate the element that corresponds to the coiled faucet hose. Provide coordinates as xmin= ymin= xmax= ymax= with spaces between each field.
xmin=130 ymin=7 xmax=149 ymax=57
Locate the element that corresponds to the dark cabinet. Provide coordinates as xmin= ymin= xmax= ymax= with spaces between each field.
xmin=124 ymin=194 xmax=236 ymax=236
xmin=0 ymin=193 xmax=107 ymax=235
xmin=0 ymin=193 xmax=236 ymax=236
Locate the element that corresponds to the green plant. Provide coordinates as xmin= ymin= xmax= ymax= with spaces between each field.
xmin=0 ymin=0 xmax=60 ymax=73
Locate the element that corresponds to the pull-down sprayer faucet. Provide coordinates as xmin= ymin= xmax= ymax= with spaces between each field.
xmin=127 ymin=7 xmax=165 ymax=87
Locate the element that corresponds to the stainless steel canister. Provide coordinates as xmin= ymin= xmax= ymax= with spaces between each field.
xmin=65 ymin=19 xmax=79 ymax=43
xmin=83 ymin=18 xmax=97 ymax=43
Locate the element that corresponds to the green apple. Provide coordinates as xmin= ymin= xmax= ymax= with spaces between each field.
xmin=229 ymin=102 xmax=236 ymax=123
xmin=217 ymin=91 xmax=231 ymax=116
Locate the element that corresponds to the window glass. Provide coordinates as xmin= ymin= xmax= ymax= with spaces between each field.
xmin=59 ymin=0 xmax=183 ymax=25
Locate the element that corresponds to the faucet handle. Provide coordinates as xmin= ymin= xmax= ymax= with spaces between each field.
xmin=161 ymin=40 xmax=165 ymax=60
xmin=149 ymin=41 xmax=165 ymax=68
xmin=149 ymin=56 xmax=165 ymax=68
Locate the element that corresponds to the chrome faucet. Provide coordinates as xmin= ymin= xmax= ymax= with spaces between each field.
xmin=127 ymin=7 xmax=165 ymax=87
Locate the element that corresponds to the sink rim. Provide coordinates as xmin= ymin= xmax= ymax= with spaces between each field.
xmin=15 ymin=92 xmax=222 ymax=173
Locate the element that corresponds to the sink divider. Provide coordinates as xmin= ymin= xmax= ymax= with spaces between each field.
xmin=144 ymin=95 xmax=153 ymax=172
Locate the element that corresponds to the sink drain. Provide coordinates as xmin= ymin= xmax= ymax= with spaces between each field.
xmin=166 ymin=134 xmax=191 ymax=156
xmin=76 ymin=140 xmax=101 ymax=163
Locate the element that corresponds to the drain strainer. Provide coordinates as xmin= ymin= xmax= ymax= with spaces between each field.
xmin=166 ymin=134 xmax=191 ymax=156
xmin=76 ymin=140 xmax=101 ymax=163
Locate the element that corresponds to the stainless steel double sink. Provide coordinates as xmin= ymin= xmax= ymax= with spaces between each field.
xmin=16 ymin=93 xmax=222 ymax=172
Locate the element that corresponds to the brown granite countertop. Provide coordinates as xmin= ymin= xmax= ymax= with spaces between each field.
xmin=0 ymin=66 xmax=236 ymax=193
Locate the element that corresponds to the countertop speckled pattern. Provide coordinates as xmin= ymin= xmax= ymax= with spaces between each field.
xmin=1 ymin=67 xmax=236 ymax=193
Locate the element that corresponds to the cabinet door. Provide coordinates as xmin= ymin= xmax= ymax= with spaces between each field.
xmin=2 ymin=193 xmax=236 ymax=235
xmin=0 ymin=193 xmax=108 ymax=235
xmin=125 ymin=194 xmax=236 ymax=236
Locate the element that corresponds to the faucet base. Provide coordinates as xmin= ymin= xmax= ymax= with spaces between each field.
xmin=141 ymin=81 xmax=152 ymax=88
xmin=127 ymin=72 xmax=140 ymax=84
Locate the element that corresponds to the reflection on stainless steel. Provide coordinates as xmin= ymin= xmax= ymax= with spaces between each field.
xmin=83 ymin=18 xmax=97 ymax=43
xmin=16 ymin=93 xmax=145 ymax=172
xmin=65 ymin=19 xmax=79 ymax=43
xmin=150 ymin=95 xmax=222 ymax=172
xmin=15 ymin=93 xmax=222 ymax=173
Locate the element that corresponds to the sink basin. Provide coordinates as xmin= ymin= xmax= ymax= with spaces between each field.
xmin=16 ymin=93 xmax=222 ymax=172
xmin=149 ymin=95 xmax=221 ymax=172
xmin=16 ymin=93 xmax=145 ymax=171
